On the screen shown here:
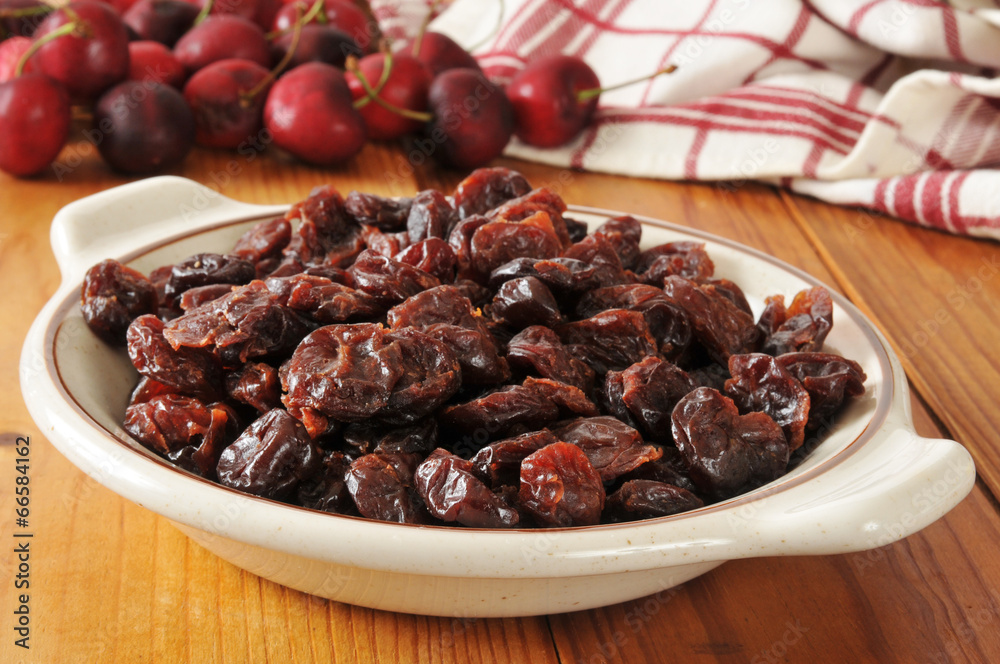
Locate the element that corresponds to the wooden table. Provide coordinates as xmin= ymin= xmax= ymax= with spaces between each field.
xmin=2 ymin=141 xmax=999 ymax=664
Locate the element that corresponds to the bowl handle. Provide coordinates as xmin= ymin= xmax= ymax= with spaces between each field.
xmin=49 ymin=176 xmax=287 ymax=282
xmin=730 ymin=429 xmax=976 ymax=557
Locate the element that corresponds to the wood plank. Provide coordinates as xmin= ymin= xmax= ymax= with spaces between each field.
xmin=778 ymin=192 xmax=1000 ymax=499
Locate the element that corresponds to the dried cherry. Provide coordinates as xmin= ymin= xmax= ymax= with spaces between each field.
xmin=216 ymin=408 xmax=321 ymax=501
xmin=519 ymin=442 xmax=604 ymax=527
xmin=415 ymin=449 xmax=519 ymax=528
xmin=725 ymin=353 xmax=810 ymax=450
xmin=81 ymin=259 xmax=158 ymax=344
xmin=671 ymin=387 xmax=789 ymax=499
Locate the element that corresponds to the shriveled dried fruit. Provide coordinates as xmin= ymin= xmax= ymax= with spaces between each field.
xmin=127 ymin=314 xmax=221 ymax=397
xmin=346 ymin=452 xmax=431 ymax=524
xmin=604 ymin=480 xmax=704 ymax=522
xmin=350 ymin=250 xmax=441 ymax=305
xmin=297 ymin=451 xmax=356 ymax=514
xmin=490 ymin=276 xmax=563 ymax=330
xmin=470 ymin=430 xmax=558 ymax=488
xmin=725 ymin=353 xmax=810 ymax=450
xmin=551 ymin=416 xmax=662 ymax=482
xmin=663 ymin=276 xmax=758 ymax=366
xmin=216 ymin=409 xmax=321 ymax=501
xmin=776 ymin=352 xmax=865 ymax=431
xmin=407 ymin=189 xmax=457 ymax=244
xmin=672 ymin=387 xmax=789 ymax=499
xmin=520 ymin=442 xmax=604 ymax=527
xmin=81 ymin=259 xmax=158 ymax=344
xmin=556 ymin=308 xmax=659 ymax=374
xmin=232 ymin=217 xmax=292 ymax=265
xmin=225 ymin=362 xmax=281 ymax=413
xmin=415 ymin=449 xmax=519 ymax=528
xmin=164 ymin=280 xmax=310 ymax=366
xmin=453 ymin=166 xmax=532 ymax=218
xmin=281 ymin=323 xmax=459 ymax=426
xmin=164 ymin=253 xmax=255 ymax=299
xmin=636 ymin=241 xmax=714 ymax=284
xmin=507 ymin=325 xmax=595 ymax=392
xmin=345 ymin=191 xmax=412 ymax=230
xmin=126 ymin=395 xmax=237 ymax=478
xmin=761 ymin=287 xmax=834 ymax=355
xmin=609 ymin=356 xmax=696 ymax=442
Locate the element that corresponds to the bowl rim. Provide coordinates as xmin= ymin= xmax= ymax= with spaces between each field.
xmin=39 ymin=203 xmax=894 ymax=536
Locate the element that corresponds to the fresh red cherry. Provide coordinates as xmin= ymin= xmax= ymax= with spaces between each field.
xmin=271 ymin=23 xmax=360 ymax=69
xmin=263 ymin=61 xmax=365 ymax=166
xmin=173 ymin=15 xmax=271 ymax=72
xmin=0 ymin=36 xmax=32 ymax=83
xmin=272 ymin=0 xmax=372 ymax=51
xmin=123 ymin=0 xmax=200 ymax=46
xmin=426 ymin=68 xmax=512 ymax=169
xmin=128 ymin=40 xmax=186 ymax=87
xmin=93 ymin=80 xmax=195 ymax=173
xmin=397 ymin=31 xmax=479 ymax=78
xmin=251 ymin=0 xmax=281 ymax=30
xmin=346 ymin=52 xmax=431 ymax=140
xmin=30 ymin=0 xmax=131 ymax=100
xmin=0 ymin=73 xmax=71 ymax=177
xmin=184 ymin=57 xmax=270 ymax=148
xmin=506 ymin=54 xmax=599 ymax=148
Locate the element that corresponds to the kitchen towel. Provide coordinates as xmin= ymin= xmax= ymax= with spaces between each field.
xmin=371 ymin=0 xmax=1000 ymax=240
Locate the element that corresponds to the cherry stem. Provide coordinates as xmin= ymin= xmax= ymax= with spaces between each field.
xmin=265 ymin=0 xmax=324 ymax=40
xmin=0 ymin=5 xmax=53 ymax=19
xmin=242 ymin=0 xmax=320 ymax=104
xmin=346 ymin=53 xmax=432 ymax=122
xmin=410 ymin=0 xmax=441 ymax=57
xmin=14 ymin=20 xmax=75 ymax=77
xmin=194 ymin=0 xmax=213 ymax=25
xmin=577 ymin=64 xmax=678 ymax=102
xmin=349 ymin=51 xmax=392 ymax=110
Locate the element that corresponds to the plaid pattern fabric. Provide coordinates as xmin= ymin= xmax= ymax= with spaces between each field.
xmin=370 ymin=0 xmax=1000 ymax=239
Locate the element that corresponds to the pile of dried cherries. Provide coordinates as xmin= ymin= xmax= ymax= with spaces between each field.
xmin=80 ymin=167 xmax=866 ymax=529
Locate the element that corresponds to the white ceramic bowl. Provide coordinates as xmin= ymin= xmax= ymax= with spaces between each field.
xmin=21 ymin=177 xmax=976 ymax=618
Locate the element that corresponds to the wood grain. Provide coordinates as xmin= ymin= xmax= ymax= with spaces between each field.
xmin=1 ymin=141 xmax=996 ymax=663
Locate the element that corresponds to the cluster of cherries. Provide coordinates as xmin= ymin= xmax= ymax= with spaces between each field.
xmin=0 ymin=0 xmax=668 ymax=178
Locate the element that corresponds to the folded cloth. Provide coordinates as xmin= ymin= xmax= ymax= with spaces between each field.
xmin=370 ymin=0 xmax=1000 ymax=240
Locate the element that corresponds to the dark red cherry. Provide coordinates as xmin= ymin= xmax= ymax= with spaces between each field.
xmin=128 ymin=40 xmax=186 ymax=88
xmin=272 ymin=0 xmax=372 ymax=50
xmin=346 ymin=52 xmax=431 ymax=140
xmin=173 ymin=15 xmax=271 ymax=73
xmin=0 ymin=73 xmax=71 ymax=177
xmin=506 ymin=54 xmax=599 ymax=148
xmin=263 ymin=61 xmax=365 ymax=166
xmin=272 ymin=23 xmax=360 ymax=69
xmin=30 ymin=0 xmax=131 ymax=100
xmin=397 ymin=31 xmax=479 ymax=78
xmin=184 ymin=57 xmax=270 ymax=148
xmin=93 ymin=80 xmax=195 ymax=173
xmin=426 ymin=67 xmax=512 ymax=169
xmin=123 ymin=0 xmax=199 ymax=46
